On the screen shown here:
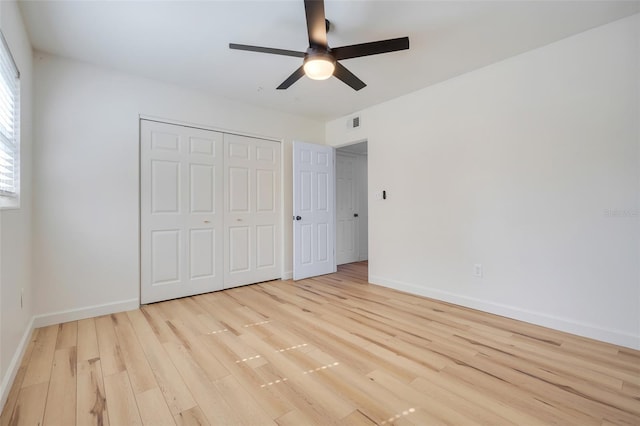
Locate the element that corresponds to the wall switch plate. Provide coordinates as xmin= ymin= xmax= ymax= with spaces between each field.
xmin=473 ymin=264 xmax=483 ymax=278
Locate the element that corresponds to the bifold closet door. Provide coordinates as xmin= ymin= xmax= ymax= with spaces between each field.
xmin=224 ymin=134 xmax=281 ymax=288
xmin=140 ymin=120 xmax=224 ymax=303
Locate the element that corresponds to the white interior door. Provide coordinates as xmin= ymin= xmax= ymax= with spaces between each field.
xmin=293 ymin=141 xmax=336 ymax=280
xmin=141 ymin=120 xmax=224 ymax=303
xmin=224 ymin=134 xmax=281 ymax=288
xmin=336 ymin=152 xmax=359 ymax=265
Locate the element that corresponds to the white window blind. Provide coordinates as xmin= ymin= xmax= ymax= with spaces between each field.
xmin=0 ymin=30 xmax=19 ymax=198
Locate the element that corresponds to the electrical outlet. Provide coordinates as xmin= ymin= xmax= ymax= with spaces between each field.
xmin=473 ymin=264 xmax=483 ymax=278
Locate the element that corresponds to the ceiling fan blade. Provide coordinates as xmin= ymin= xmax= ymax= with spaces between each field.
xmin=229 ymin=43 xmax=305 ymax=58
xmin=277 ymin=66 xmax=306 ymax=90
xmin=332 ymin=37 xmax=409 ymax=60
xmin=304 ymin=0 xmax=327 ymax=47
xmin=333 ymin=62 xmax=366 ymax=91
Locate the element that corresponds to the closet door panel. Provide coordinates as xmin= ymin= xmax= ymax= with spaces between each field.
xmin=224 ymin=134 xmax=281 ymax=288
xmin=141 ymin=120 xmax=224 ymax=303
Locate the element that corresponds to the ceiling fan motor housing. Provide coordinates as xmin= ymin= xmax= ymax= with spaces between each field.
xmin=305 ymin=46 xmax=334 ymax=61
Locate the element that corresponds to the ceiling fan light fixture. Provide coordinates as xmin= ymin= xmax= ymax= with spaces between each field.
xmin=229 ymin=0 xmax=409 ymax=90
xmin=303 ymin=52 xmax=336 ymax=80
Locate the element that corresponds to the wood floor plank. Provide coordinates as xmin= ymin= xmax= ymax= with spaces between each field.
xmin=622 ymin=381 xmax=640 ymax=398
xmin=219 ymin=333 xmax=353 ymax=423
xmin=367 ymin=369 xmax=480 ymax=425
xmin=275 ymin=409 xmax=322 ymax=426
xmin=197 ymin=334 xmax=293 ymax=420
xmin=139 ymin=304 xmax=178 ymax=344
xmin=214 ymin=375 xmax=276 ymax=425
xmin=442 ymin=361 xmax=599 ymax=424
xmin=135 ymin=387 xmax=176 ymax=426
xmin=76 ymin=358 xmax=109 ymax=426
xmin=103 ymin=371 xmax=142 ymax=426
xmin=295 ymin=351 xmax=430 ymax=425
xmin=410 ymin=373 xmax=514 ymax=425
xmin=0 ymin=329 xmax=37 ymax=426
xmin=43 ymin=347 xmax=77 ymax=426
xmin=77 ymin=318 xmax=99 ymax=362
xmin=445 ymin=325 xmax=626 ymax=392
xmin=235 ymin=334 xmax=357 ymax=422
xmin=156 ymin=302 xmax=207 ymax=339
xmin=94 ymin=315 xmax=126 ymax=377
xmin=162 ymin=317 xmax=230 ymax=382
xmin=163 ymin=341 xmax=240 ymax=425
xmin=5 ymin=382 xmax=49 ymax=426
xmin=110 ymin=312 xmax=157 ymax=394
xmin=21 ymin=325 xmax=58 ymax=388
xmin=127 ymin=309 xmax=197 ymax=416
xmin=174 ymin=406 xmax=210 ymax=426
xmin=337 ymin=410 xmax=377 ymax=426
xmin=54 ymin=322 xmax=77 ymax=350
xmin=2 ymin=261 xmax=639 ymax=425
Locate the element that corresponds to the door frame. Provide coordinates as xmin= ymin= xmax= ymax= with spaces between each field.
xmin=138 ymin=115 xmax=284 ymax=302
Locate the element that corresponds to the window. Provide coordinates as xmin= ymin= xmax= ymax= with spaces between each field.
xmin=0 ymin=29 xmax=20 ymax=209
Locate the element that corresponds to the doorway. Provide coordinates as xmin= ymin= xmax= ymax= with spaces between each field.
xmin=336 ymin=141 xmax=368 ymax=265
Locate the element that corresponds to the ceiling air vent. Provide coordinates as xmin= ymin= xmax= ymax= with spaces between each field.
xmin=348 ymin=116 xmax=361 ymax=130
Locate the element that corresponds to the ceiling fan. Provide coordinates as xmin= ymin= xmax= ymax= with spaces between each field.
xmin=229 ymin=0 xmax=409 ymax=91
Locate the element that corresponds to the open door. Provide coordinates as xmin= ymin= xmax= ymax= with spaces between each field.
xmin=293 ymin=141 xmax=336 ymax=280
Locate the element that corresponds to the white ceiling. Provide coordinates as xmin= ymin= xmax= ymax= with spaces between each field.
xmin=19 ymin=0 xmax=639 ymax=121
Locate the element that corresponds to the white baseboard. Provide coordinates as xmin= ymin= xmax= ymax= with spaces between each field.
xmin=0 ymin=316 xmax=35 ymax=413
xmin=370 ymin=275 xmax=640 ymax=350
xmin=281 ymin=271 xmax=293 ymax=280
xmin=32 ymin=298 xmax=140 ymax=328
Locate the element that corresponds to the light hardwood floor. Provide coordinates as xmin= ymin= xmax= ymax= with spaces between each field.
xmin=2 ymin=261 xmax=639 ymax=425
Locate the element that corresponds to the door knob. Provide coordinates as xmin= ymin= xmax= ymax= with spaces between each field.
xmin=353 ymin=214 xmax=359 ymax=217
xmin=295 ymin=216 xmax=302 ymax=221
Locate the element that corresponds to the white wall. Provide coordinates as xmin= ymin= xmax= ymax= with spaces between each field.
xmin=327 ymin=14 xmax=640 ymax=349
xmin=0 ymin=0 xmax=34 ymax=410
xmin=32 ymin=53 xmax=324 ymax=323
